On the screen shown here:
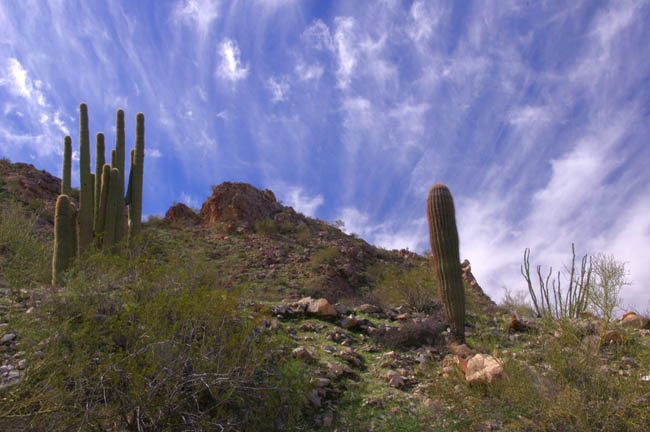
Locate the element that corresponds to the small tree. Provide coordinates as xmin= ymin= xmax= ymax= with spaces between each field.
xmin=589 ymin=253 xmax=630 ymax=338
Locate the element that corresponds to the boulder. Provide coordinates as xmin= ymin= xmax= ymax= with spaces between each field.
xmin=307 ymin=298 xmax=337 ymax=317
xmin=356 ymin=304 xmax=381 ymax=314
xmin=620 ymin=312 xmax=649 ymax=329
xmin=465 ymin=354 xmax=505 ymax=384
xmin=163 ymin=202 xmax=201 ymax=225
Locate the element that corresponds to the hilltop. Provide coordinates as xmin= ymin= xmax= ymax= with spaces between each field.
xmin=0 ymin=158 xmax=649 ymax=431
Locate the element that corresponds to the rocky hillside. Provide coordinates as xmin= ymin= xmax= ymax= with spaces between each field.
xmin=1 ymin=158 xmax=649 ymax=431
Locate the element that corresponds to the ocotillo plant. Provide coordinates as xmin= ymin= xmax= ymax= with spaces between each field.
xmin=94 ymin=133 xmax=105 ymax=229
xmin=128 ymin=113 xmax=144 ymax=240
xmin=77 ymin=103 xmax=93 ymax=252
xmin=62 ymin=136 xmax=72 ymax=195
xmin=426 ymin=183 xmax=465 ymax=342
xmin=52 ymin=194 xmax=77 ymax=285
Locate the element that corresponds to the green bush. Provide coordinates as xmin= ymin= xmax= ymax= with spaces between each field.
xmin=2 ymin=241 xmax=311 ymax=431
xmin=309 ymin=245 xmax=341 ymax=269
xmin=0 ymin=201 xmax=51 ymax=289
xmin=369 ymin=262 xmax=440 ymax=313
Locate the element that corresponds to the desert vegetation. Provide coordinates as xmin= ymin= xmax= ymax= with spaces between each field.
xmin=1 ymin=133 xmax=649 ymax=430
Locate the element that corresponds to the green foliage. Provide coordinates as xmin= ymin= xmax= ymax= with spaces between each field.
xmin=522 ymin=244 xmax=592 ymax=319
xmin=309 ymin=245 xmax=341 ymax=269
xmin=0 ymin=201 xmax=51 ymax=288
xmin=52 ymin=195 xmax=77 ymax=285
xmin=295 ymin=221 xmax=312 ymax=244
xmin=426 ymin=183 xmax=465 ymax=341
xmin=254 ymin=218 xmax=280 ymax=236
xmin=500 ymin=288 xmax=535 ymax=318
xmin=369 ymin=261 xmax=440 ymax=313
xmin=4 ymin=244 xmax=311 ymax=430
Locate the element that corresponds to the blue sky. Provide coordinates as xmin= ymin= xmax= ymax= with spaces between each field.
xmin=1 ymin=0 xmax=649 ymax=310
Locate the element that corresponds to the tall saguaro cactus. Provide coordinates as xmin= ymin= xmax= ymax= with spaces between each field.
xmin=52 ymin=194 xmax=77 ymax=285
xmin=95 ymin=164 xmax=111 ymax=238
xmin=94 ymin=133 xmax=105 ymax=228
xmin=114 ymin=110 xmax=126 ymax=243
xmin=104 ymin=168 xmax=121 ymax=251
xmin=62 ymin=136 xmax=72 ymax=195
xmin=128 ymin=113 xmax=144 ymax=240
xmin=77 ymin=103 xmax=93 ymax=252
xmin=426 ymin=183 xmax=465 ymax=342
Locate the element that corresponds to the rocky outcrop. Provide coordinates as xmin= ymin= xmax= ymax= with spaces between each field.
xmin=199 ymin=182 xmax=284 ymax=231
xmin=163 ymin=202 xmax=201 ymax=225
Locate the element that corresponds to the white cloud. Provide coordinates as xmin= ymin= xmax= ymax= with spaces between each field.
xmin=302 ymin=19 xmax=333 ymax=51
xmin=180 ymin=191 xmax=201 ymax=209
xmin=266 ymin=76 xmax=289 ymax=103
xmin=333 ymin=17 xmax=358 ymax=88
xmin=2 ymin=58 xmax=46 ymax=106
xmin=217 ymin=38 xmax=249 ymax=82
xmin=278 ymin=186 xmax=324 ymax=217
xmin=147 ymin=148 xmax=163 ymax=158
xmin=295 ymin=62 xmax=323 ymax=81
xmin=173 ymin=0 xmax=219 ymax=37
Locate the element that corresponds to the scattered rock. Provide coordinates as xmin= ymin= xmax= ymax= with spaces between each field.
xmin=465 ymin=354 xmax=505 ymax=384
xmin=0 ymin=333 xmax=16 ymax=344
xmin=448 ymin=343 xmax=473 ymax=358
xmin=620 ymin=312 xmax=649 ymax=329
xmin=356 ymin=304 xmax=380 ymax=314
xmin=307 ymin=298 xmax=338 ymax=317
xmin=292 ymin=347 xmax=313 ymax=361
xmin=509 ymin=315 xmax=529 ymax=332
xmin=341 ymin=315 xmax=359 ymax=330
xmin=603 ymin=329 xmax=624 ymax=344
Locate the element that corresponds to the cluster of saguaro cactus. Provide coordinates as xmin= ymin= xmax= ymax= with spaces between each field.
xmin=52 ymin=103 xmax=145 ymax=285
xmin=426 ymin=183 xmax=465 ymax=342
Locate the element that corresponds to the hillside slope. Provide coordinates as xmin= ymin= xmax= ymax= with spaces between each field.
xmin=1 ymin=158 xmax=649 ymax=431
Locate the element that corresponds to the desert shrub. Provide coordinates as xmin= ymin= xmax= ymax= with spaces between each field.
xmin=295 ymin=221 xmax=311 ymax=244
xmin=0 ymin=201 xmax=51 ymax=288
xmin=374 ymin=318 xmax=446 ymax=349
xmin=450 ymin=318 xmax=650 ymax=431
xmin=309 ymin=245 xmax=341 ymax=268
xmin=369 ymin=262 xmax=440 ymax=313
xmin=2 ymin=244 xmax=311 ymax=431
xmin=254 ymin=218 xmax=279 ymax=236
xmin=500 ymin=288 xmax=535 ymax=318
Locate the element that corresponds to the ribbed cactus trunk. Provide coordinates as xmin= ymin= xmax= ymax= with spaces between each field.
xmin=426 ymin=183 xmax=465 ymax=342
xmin=104 ymin=168 xmax=121 ymax=251
xmin=52 ymin=194 xmax=77 ymax=285
xmin=61 ymin=136 xmax=72 ymax=195
xmin=94 ymin=133 xmax=105 ymax=230
xmin=128 ymin=113 xmax=144 ymax=240
xmin=95 ymin=164 xmax=111 ymax=240
xmin=114 ymin=110 xmax=126 ymax=243
xmin=77 ymin=103 xmax=93 ymax=252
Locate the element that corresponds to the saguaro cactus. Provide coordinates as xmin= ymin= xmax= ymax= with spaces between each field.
xmin=128 ymin=113 xmax=144 ymax=240
xmin=95 ymin=164 xmax=111 ymax=238
xmin=52 ymin=194 xmax=77 ymax=285
xmin=114 ymin=110 xmax=126 ymax=243
xmin=77 ymin=103 xmax=93 ymax=252
xmin=426 ymin=183 xmax=465 ymax=342
xmin=104 ymin=168 xmax=121 ymax=251
xmin=94 ymin=133 xmax=105 ymax=228
xmin=62 ymin=136 xmax=72 ymax=195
